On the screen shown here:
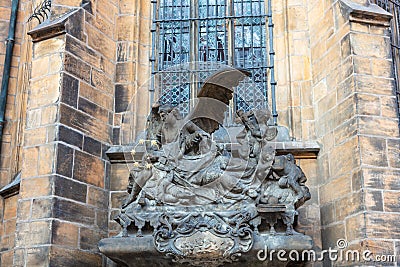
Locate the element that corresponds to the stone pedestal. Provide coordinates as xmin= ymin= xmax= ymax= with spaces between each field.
xmin=99 ymin=234 xmax=313 ymax=267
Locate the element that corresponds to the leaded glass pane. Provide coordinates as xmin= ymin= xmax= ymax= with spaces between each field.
xmin=233 ymin=0 xmax=268 ymax=111
xmin=153 ymin=0 xmax=269 ymax=118
xmin=159 ymin=0 xmax=190 ymax=20
xmin=158 ymin=22 xmax=190 ymax=68
xmin=199 ymin=19 xmax=227 ymax=63
xmin=198 ymin=0 xmax=228 ymax=63
xmin=156 ymin=70 xmax=191 ymax=115
xmin=158 ymin=84 xmax=190 ymax=115
xmin=157 ymin=0 xmax=190 ymax=69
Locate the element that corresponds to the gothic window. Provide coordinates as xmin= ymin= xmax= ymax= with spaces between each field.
xmin=151 ymin=0 xmax=269 ymax=118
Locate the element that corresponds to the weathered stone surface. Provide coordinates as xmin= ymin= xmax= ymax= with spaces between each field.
xmin=383 ymin=191 xmax=400 ymax=213
xmin=345 ymin=213 xmax=366 ymax=241
xmin=60 ymin=104 xmax=111 ymax=143
xmin=363 ymin=168 xmax=400 ymax=191
xmin=91 ymin=68 xmax=113 ymax=95
xmin=319 ymin=175 xmax=352 ymax=205
xmin=40 ymin=105 xmax=58 ymax=126
xmin=16 ymin=221 xmax=52 ymax=246
xmin=381 ymin=96 xmax=399 ymax=118
xmin=333 ymin=117 xmax=357 ymax=146
xmin=3 ymin=195 xmax=18 ymax=220
xmin=351 ymin=33 xmax=390 ymax=59
xmin=38 ymin=144 xmax=56 ymax=175
xmin=86 ymin=24 xmax=116 ymax=60
xmin=358 ymin=116 xmax=399 ymax=137
xmin=88 ymin=186 xmax=108 ymax=209
xmin=53 ymin=198 xmax=95 ymax=225
xmin=33 ymin=37 xmax=65 ymax=58
xmin=365 ymin=190 xmax=384 ymax=212
xmin=112 ymin=127 xmax=120 ymax=145
xmin=117 ymin=15 xmax=135 ymax=41
xmin=24 ymin=127 xmax=47 ymax=147
xmin=95 ymin=210 xmax=109 ymax=232
xmin=17 ymin=200 xmax=31 ymax=221
xmin=110 ymin=191 xmax=127 ymax=209
xmin=65 ymin=35 xmax=101 ymax=69
xmin=115 ymin=84 xmax=133 ymax=112
xmin=356 ymin=93 xmax=380 ymax=116
xmin=56 ymin=143 xmax=74 ymax=178
xmin=80 ymin=227 xmax=104 ymax=251
xmin=321 ymin=223 xmax=346 ymax=249
xmin=65 ymin=10 xmax=86 ymax=42
xmin=85 ymin=12 xmax=114 ymax=37
xmin=1 ymin=250 xmax=14 ymax=266
xmin=78 ymin=97 xmax=109 ymax=123
xmin=115 ymin=62 xmax=134 ymax=84
xmin=64 ymin=53 xmax=91 ymax=83
xmin=51 ymin=220 xmax=79 ymax=247
xmin=31 ymin=198 xmax=53 ymax=219
xmin=79 ymin=82 xmax=113 ymax=110
xmin=365 ymin=213 xmax=400 ymax=239
xmin=328 ymin=137 xmax=359 ymax=178
xmin=320 ymin=202 xmax=335 ymax=226
xmin=61 ymin=73 xmax=79 ymax=108
xmin=31 ymin=56 xmax=50 ymax=78
xmin=58 ymin=125 xmax=83 ymax=149
xmin=117 ymin=42 xmax=135 ymax=62
xmin=73 ymin=150 xmax=105 ymax=187
xmin=26 ymin=246 xmax=50 ymax=267
xmin=49 ymin=246 xmax=102 ymax=266
xmin=334 ymin=191 xmax=363 ymax=221
xmin=359 ymin=136 xmax=388 ymax=167
xmin=54 ymin=175 xmax=87 ymax=203
xmin=110 ymin=163 xmax=129 ymax=191
xmin=355 ymin=75 xmax=394 ymax=96
xmin=387 ymin=139 xmax=400 ymax=168
xmin=83 ymin=136 xmax=102 ymax=157
xmin=29 ymin=74 xmax=61 ymax=108
xmin=20 ymin=176 xmax=53 ymax=198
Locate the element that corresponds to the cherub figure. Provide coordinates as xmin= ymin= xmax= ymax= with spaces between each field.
xmin=271 ymin=154 xmax=307 ymax=199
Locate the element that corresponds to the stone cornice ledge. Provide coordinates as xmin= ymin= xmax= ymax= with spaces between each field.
xmin=27 ymin=7 xmax=80 ymax=42
xmin=340 ymin=0 xmax=392 ymax=26
xmin=106 ymin=141 xmax=320 ymax=163
xmin=0 ymin=172 xmax=20 ymax=198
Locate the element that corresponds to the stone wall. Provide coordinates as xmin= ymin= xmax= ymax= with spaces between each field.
xmin=273 ymin=0 xmax=314 ymax=141
xmin=0 ymin=0 xmax=399 ymax=266
xmin=309 ymin=0 xmax=400 ymax=263
xmin=0 ymin=0 xmax=37 ymax=263
xmin=11 ymin=0 xmax=117 ymax=264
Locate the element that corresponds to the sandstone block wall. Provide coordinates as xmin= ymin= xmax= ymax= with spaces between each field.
xmin=9 ymin=0 xmax=118 ymax=265
xmin=0 ymin=0 xmax=399 ymax=266
xmin=309 ymin=0 xmax=400 ymax=262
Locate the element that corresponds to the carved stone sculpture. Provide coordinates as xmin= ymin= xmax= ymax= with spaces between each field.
xmin=99 ymin=68 xmax=313 ymax=267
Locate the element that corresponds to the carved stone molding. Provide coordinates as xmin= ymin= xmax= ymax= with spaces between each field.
xmin=339 ymin=0 xmax=392 ymax=26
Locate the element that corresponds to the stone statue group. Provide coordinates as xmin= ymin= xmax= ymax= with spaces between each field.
xmin=115 ymin=68 xmax=311 ymax=266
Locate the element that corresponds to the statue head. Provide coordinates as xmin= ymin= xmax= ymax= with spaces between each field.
xmin=253 ymin=109 xmax=271 ymax=126
xmin=158 ymin=104 xmax=182 ymax=123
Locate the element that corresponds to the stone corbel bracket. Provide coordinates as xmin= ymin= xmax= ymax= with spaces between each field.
xmin=339 ymin=0 xmax=392 ymax=26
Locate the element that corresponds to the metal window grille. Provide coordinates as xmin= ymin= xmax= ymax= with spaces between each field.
xmin=151 ymin=0 xmax=274 ymax=122
xmin=373 ymin=0 xmax=400 ymax=127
